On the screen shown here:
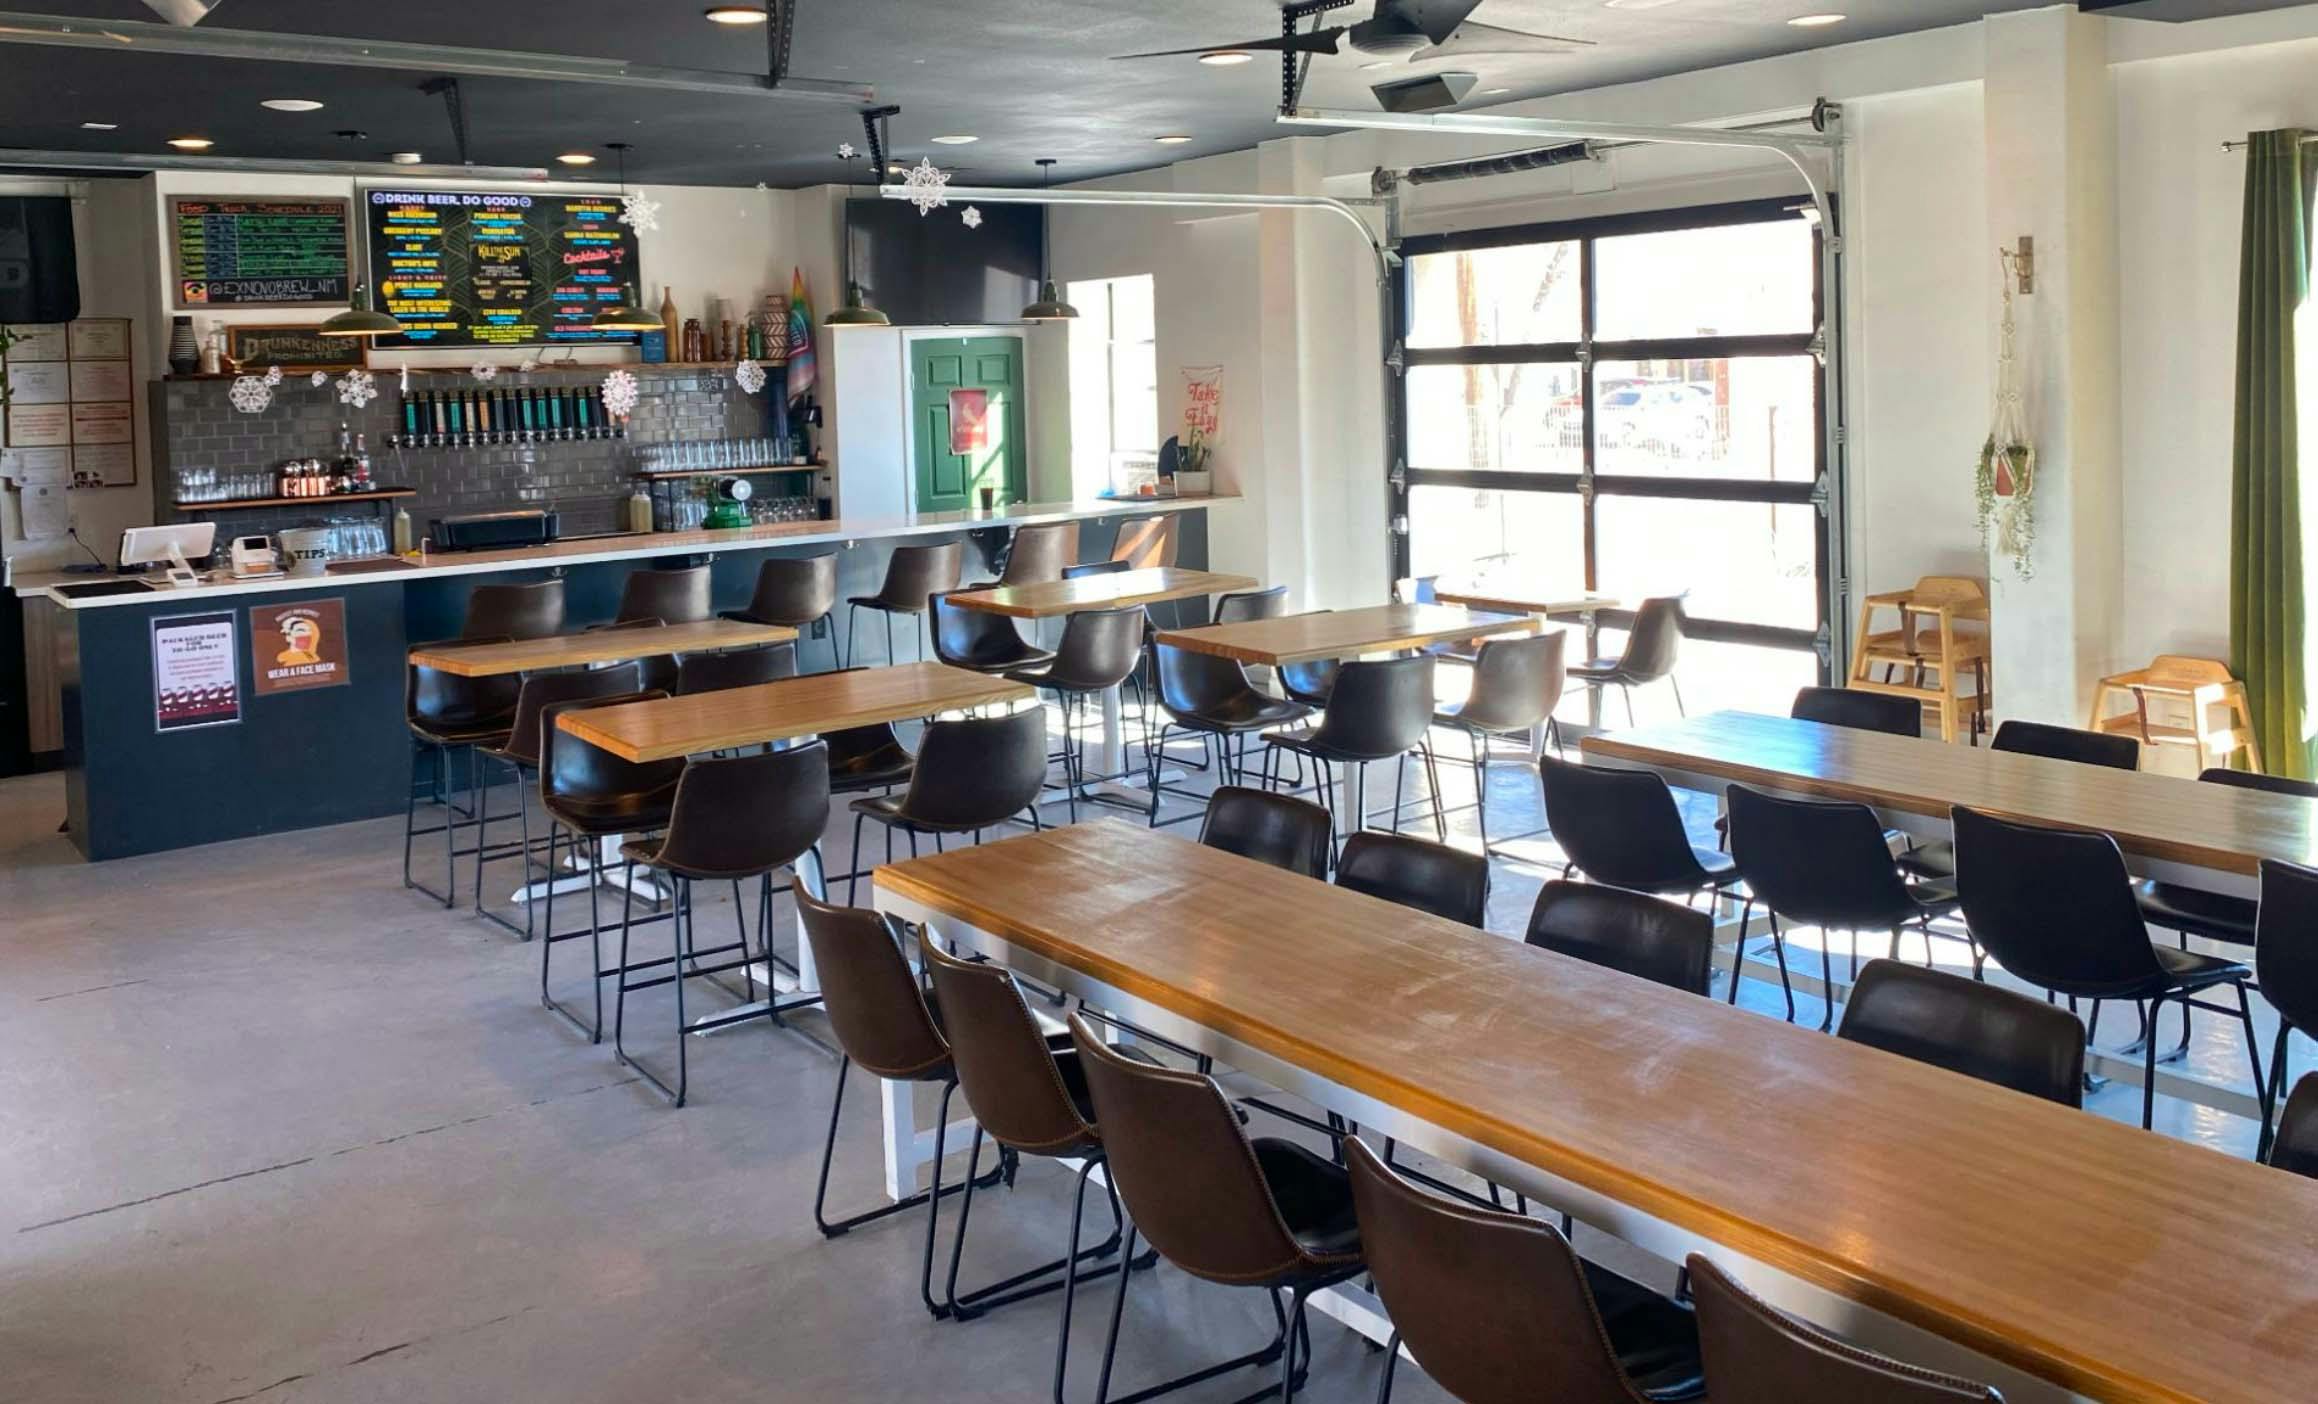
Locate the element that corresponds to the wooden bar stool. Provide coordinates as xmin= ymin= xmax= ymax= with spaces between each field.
xmin=2088 ymin=655 xmax=2261 ymax=773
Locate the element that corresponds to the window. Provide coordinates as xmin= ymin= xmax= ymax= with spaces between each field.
xmin=1067 ymin=274 xmax=1159 ymax=494
xmin=1396 ymin=201 xmax=1828 ymax=719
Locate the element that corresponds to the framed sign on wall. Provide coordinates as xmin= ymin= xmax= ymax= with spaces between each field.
xmin=224 ymin=323 xmax=366 ymax=374
xmin=170 ymin=196 xmax=353 ymax=310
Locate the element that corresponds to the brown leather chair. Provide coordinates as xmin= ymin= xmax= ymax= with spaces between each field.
xmin=1686 ymin=1254 xmax=1999 ymax=1402
xmin=846 ymin=708 xmax=1048 ymax=901
xmin=1569 ymin=594 xmax=1687 ymax=728
xmin=1337 ymin=831 xmax=1490 ymax=927
xmin=931 ymin=591 xmax=1055 ymax=676
xmin=1069 ymin=1012 xmax=1364 ymax=1403
xmin=1837 ymin=959 xmax=2083 ymax=1107
xmin=984 ymin=520 xmax=1077 ymax=588
xmin=471 ymin=662 xmax=644 ymax=937
xmin=676 ymin=641 xmax=798 ymax=696
xmin=1005 ymin=605 xmax=1145 ymax=822
xmin=796 ymin=890 xmax=996 ymax=1318
xmin=1433 ymin=630 xmax=1567 ymax=851
xmin=1525 ymin=880 xmax=1716 ymax=997
xmin=609 ymin=743 xmax=830 ymax=1106
xmin=919 ymin=936 xmax=1148 ymax=1369
xmin=462 ymin=579 xmax=565 ymax=641
xmin=1347 ymin=1138 xmax=1704 ymax=1403
xmin=1200 ymin=786 xmax=1332 ymax=879
xmin=614 ymin=565 xmax=712 ymax=692
xmin=534 ymin=691 xmax=683 ymax=1043
xmin=847 ymin=541 xmax=964 ymax=667
xmin=403 ymin=638 xmax=520 ymax=908
xmin=1147 ymin=642 xmax=1310 ymax=822
xmin=1108 ymin=513 xmax=1178 ymax=570
xmin=2271 ymin=1072 xmax=2318 ymax=1179
xmin=726 ymin=554 xmax=840 ymax=672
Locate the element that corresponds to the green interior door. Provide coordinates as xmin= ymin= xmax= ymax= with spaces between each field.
xmin=911 ymin=336 xmax=1027 ymax=513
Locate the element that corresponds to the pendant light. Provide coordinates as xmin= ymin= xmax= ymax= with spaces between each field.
xmin=590 ymin=142 xmax=663 ymax=332
xmin=1020 ymin=158 xmax=1079 ymax=322
xmin=317 ymin=283 xmax=401 ymax=339
xmin=825 ymin=136 xmax=890 ymax=326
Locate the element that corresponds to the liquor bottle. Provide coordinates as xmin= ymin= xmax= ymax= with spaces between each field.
xmin=659 ymin=285 xmax=680 ymax=345
xmin=353 ymin=433 xmax=373 ymax=491
xmin=682 ymin=318 xmax=705 ymax=363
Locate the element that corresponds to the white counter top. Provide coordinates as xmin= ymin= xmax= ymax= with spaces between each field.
xmin=17 ymin=495 xmax=1232 ymax=611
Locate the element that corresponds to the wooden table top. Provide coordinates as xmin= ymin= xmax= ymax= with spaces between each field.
xmin=947 ymin=567 xmax=1259 ymax=619
xmin=1155 ymin=602 xmax=1536 ymax=667
xmin=1584 ymin=710 xmax=2318 ymax=877
xmin=876 ymin=819 xmax=2318 ymax=1404
xmin=408 ymin=620 xmax=796 ymax=678
xmin=554 ymin=660 xmax=1031 ymax=762
xmin=1432 ymin=583 xmax=1623 ymax=617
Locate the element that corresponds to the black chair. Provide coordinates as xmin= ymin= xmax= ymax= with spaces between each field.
xmin=403 ymin=639 xmax=519 ymax=908
xmin=1337 ymin=831 xmax=1490 ymax=927
xmin=676 ymin=641 xmax=798 ymax=696
xmin=610 ymin=565 xmax=711 ymax=693
xmin=1264 ymin=655 xmax=1445 ymax=852
xmin=535 ymin=691 xmax=684 ymax=1043
xmin=1789 ymin=684 xmax=1921 ymax=737
xmin=1569 ymin=594 xmax=1686 ymax=727
xmin=462 ymin=579 xmax=565 ymax=640
xmin=1394 ymin=574 xmax=1480 ymax=668
xmin=1837 ymin=958 xmax=2084 ymax=1106
xmin=1687 ymin=1254 xmax=1999 ymax=1403
xmin=1525 ymin=880 xmax=1715 ymax=997
xmin=723 ymin=554 xmax=840 ymax=672
xmin=1108 ymin=513 xmax=1178 ymax=570
xmin=1061 ymin=559 xmax=1129 ymax=581
xmin=1274 ymin=609 xmax=1342 ymax=710
xmin=1896 ymin=719 xmax=2141 ymax=882
xmin=848 ymin=541 xmax=963 ymax=667
xmin=846 ymin=708 xmax=1047 ymax=902
xmin=472 ymin=662 xmax=644 ymax=937
xmin=1727 ymin=783 xmax=1965 ymax=1029
xmin=2136 ymin=770 xmax=2318 ymax=949
xmin=978 ymin=520 xmax=1076 ymax=589
xmin=1349 ymin=1139 xmax=1704 ymax=1404
xmin=613 ymin=743 xmax=831 ymax=1106
xmin=1005 ymin=606 xmax=1144 ymax=821
xmin=1216 ymin=585 xmax=1289 ymax=624
xmin=1146 ymin=642 xmax=1310 ymax=824
xmin=1539 ymin=757 xmax=1743 ymax=906
xmin=1433 ymin=630 xmax=1567 ymax=851
xmin=1199 ymin=786 xmax=1332 ymax=879
xmin=1069 ymin=1012 xmax=1364 ymax=1404
xmin=2271 ymin=1072 xmax=2318 ymax=1179
xmin=2256 ymin=859 xmax=2318 ymax=1158
xmin=931 ymin=591 xmax=1056 ymax=676
xmin=825 ymin=721 xmax=916 ymax=796
xmin=1952 ymin=804 xmax=2265 ymax=1130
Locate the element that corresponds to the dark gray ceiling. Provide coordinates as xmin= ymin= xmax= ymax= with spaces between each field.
xmin=0 ymin=1 xmax=2296 ymax=186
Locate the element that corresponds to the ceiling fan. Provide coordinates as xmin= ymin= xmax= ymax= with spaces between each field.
xmin=1111 ymin=0 xmax=1593 ymax=66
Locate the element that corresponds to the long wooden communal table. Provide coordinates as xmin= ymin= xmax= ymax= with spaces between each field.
xmin=555 ymin=661 xmax=1032 ymax=763
xmin=408 ymin=619 xmax=796 ymax=677
xmin=1155 ymin=601 xmax=1536 ymax=667
xmin=875 ymin=820 xmax=2318 ymax=1404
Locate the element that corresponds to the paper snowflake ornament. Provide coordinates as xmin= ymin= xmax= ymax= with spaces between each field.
xmin=337 ymin=368 xmax=378 ymax=408
xmin=263 ymin=365 xmax=284 ymax=386
xmin=619 ymin=190 xmax=661 ymax=234
xmin=961 ymin=206 xmax=983 ymax=230
xmin=471 ymin=362 xmax=500 ymax=382
xmin=517 ymin=356 xmax=541 ymax=374
xmin=229 ymin=375 xmax=273 ymax=414
xmin=601 ymin=368 xmax=640 ymax=419
xmin=837 ymin=142 xmax=857 ymax=160
xmin=733 ymin=358 xmax=767 ymax=395
xmin=310 ymin=371 xmax=329 ymax=388
xmin=902 ymin=157 xmax=951 ymax=215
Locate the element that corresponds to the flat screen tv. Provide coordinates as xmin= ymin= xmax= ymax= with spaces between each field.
xmin=843 ymin=197 xmax=1043 ymax=326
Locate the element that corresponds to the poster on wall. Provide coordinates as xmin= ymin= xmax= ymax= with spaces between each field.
xmin=1181 ymin=365 xmax=1223 ymax=446
xmin=169 ymin=197 xmax=352 ymax=309
xmin=363 ymin=188 xmax=642 ymax=349
xmin=948 ymin=389 xmax=990 ymax=454
xmin=249 ymin=599 xmax=350 ymax=697
xmin=152 ymin=612 xmax=241 ymax=732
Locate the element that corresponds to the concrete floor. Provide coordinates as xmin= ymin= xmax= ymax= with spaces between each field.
xmin=0 ymin=720 xmax=2281 ymax=1402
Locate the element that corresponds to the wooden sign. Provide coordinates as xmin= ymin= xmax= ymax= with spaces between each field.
xmin=250 ymin=599 xmax=351 ymax=697
xmin=224 ymin=323 xmax=365 ymax=374
xmin=171 ymin=196 xmax=352 ymax=309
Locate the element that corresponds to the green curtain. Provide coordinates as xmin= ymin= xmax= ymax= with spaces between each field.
xmin=2231 ymin=129 xmax=2317 ymax=779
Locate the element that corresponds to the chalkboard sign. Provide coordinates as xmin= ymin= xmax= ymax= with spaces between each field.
xmin=363 ymin=188 xmax=642 ymax=350
xmin=170 ymin=196 xmax=352 ymax=309
xmin=223 ymin=323 xmax=365 ymax=374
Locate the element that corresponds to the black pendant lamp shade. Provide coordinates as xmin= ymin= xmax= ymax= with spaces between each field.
xmin=1021 ymin=159 xmax=1078 ymax=322
xmin=825 ymin=280 xmax=890 ymax=327
xmin=318 ymin=283 xmax=401 ymax=338
xmin=589 ymin=144 xmax=658 ymax=333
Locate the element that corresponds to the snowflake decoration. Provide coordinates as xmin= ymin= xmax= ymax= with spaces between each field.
xmin=517 ymin=356 xmax=541 ymax=374
xmin=733 ymin=358 xmax=767 ymax=395
xmin=901 ymin=157 xmax=951 ymax=215
xmin=337 ymin=367 xmax=378 ymax=408
xmin=310 ymin=371 xmax=329 ymax=388
xmin=619 ymin=190 xmax=661 ymax=234
xmin=961 ymin=205 xmax=983 ymax=230
xmin=228 ymin=375 xmax=273 ymax=414
xmin=837 ymin=142 xmax=857 ymax=160
xmin=471 ymin=362 xmax=499 ymax=382
xmin=601 ymin=368 xmax=640 ymax=419
xmin=263 ymin=365 xmax=283 ymax=386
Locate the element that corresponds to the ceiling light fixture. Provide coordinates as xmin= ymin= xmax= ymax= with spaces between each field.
xmin=1603 ymin=0 xmax=1680 ymax=9
xmin=167 ymin=136 xmax=213 ymax=150
xmin=590 ymin=143 xmax=662 ymax=333
xmin=1787 ymin=13 xmax=1846 ymax=25
xmin=1199 ymin=51 xmax=1254 ymax=66
xmin=1154 ymin=135 xmax=1193 ymax=144
xmin=261 ymin=98 xmax=323 ymax=112
xmin=1482 ymin=87 xmax=1510 ymax=95
xmin=1360 ymin=60 xmax=1391 ymax=71
xmin=390 ymin=151 xmax=423 ymax=164
xmin=704 ymin=4 xmax=768 ymax=22
xmin=930 ymin=134 xmax=978 ymax=145
xmin=557 ymin=151 xmax=597 ymax=165
xmin=1020 ymin=159 xmax=1079 ymax=323
xmin=80 ymin=121 xmax=116 ymax=130
xmin=318 ymin=283 xmax=402 ymax=339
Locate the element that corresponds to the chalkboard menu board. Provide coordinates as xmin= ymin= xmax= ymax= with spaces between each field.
xmin=170 ymin=197 xmax=352 ymax=308
xmin=363 ymin=188 xmax=641 ymax=349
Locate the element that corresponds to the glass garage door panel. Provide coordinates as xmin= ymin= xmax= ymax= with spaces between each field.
xmin=1408 ymin=485 xmax=1584 ymax=588
xmin=1593 ymin=496 xmax=1820 ymax=632
xmin=1405 ymin=242 xmax=1582 ymax=349
xmin=1405 ymin=363 xmax=1584 ymax=474
xmin=1593 ymin=220 xmax=1814 ymax=340
xmin=1592 ymin=357 xmax=1818 ymax=481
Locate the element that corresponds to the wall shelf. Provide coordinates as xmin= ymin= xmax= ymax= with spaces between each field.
xmin=633 ymin=465 xmax=819 ymax=481
xmin=175 ymin=488 xmax=415 ymax=511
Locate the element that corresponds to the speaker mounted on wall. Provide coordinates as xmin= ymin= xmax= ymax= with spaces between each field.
xmin=0 ymin=197 xmax=81 ymax=325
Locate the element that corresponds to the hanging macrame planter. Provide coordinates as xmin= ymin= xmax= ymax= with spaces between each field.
xmin=1976 ymin=248 xmax=2037 ymax=578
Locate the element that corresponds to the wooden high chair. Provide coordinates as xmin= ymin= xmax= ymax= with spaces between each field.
xmin=1846 ymin=576 xmax=1991 ymax=743
xmin=2088 ymin=655 xmax=2262 ymax=773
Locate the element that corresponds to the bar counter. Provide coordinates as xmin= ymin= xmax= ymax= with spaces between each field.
xmin=18 ymin=495 xmax=1227 ymax=859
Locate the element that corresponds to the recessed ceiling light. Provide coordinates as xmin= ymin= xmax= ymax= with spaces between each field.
xmin=1199 ymin=50 xmax=1255 ymax=66
xmin=1360 ymin=60 xmax=1391 ymax=70
xmin=261 ymin=98 xmax=323 ymax=112
xmin=167 ymin=137 xmax=213 ymax=150
xmin=80 ymin=121 xmax=116 ymax=131
xmin=1155 ymin=135 xmax=1193 ymax=145
xmin=1787 ymin=12 xmax=1846 ymax=25
xmin=1604 ymin=0 xmax=1680 ymax=9
xmin=704 ymin=5 xmax=767 ymax=22
xmin=557 ymin=152 xmax=597 ymax=165
xmin=390 ymin=151 xmax=424 ymax=165
xmin=887 ymin=162 xmax=907 ymax=172
xmin=1482 ymin=87 xmax=1510 ymax=95
xmin=930 ymin=134 xmax=978 ymax=145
